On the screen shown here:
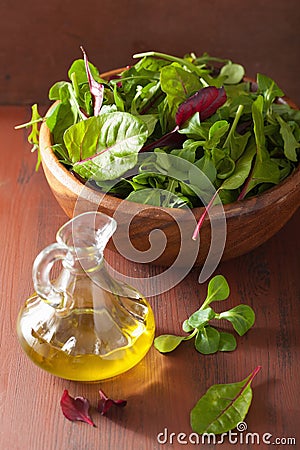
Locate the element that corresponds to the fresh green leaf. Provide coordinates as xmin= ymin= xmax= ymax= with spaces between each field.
xmin=66 ymin=112 xmax=148 ymax=180
xmin=190 ymin=366 xmax=261 ymax=434
xmin=220 ymin=63 xmax=245 ymax=85
xmin=218 ymin=332 xmax=237 ymax=351
xmin=257 ymin=73 xmax=284 ymax=110
xmin=204 ymin=275 xmax=230 ymax=307
xmin=276 ymin=115 xmax=299 ymax=162
xmin=221 ymin=139 xmax=256 ymax=190
xmin=154 ymin=334 xmax=189 ymax=353
xmin=188 ymin=307 xmax=216 ymax=329
xmin=160 ymin=63 xmax=201 ymax=111
xmin=195 ymin=326 xmax=220 ymax=354
xmin=219 ymin=304 xmax=255 ymax=336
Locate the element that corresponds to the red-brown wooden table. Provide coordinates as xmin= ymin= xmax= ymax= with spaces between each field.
xmin=0 ymin=106 xmax=299 ymax=449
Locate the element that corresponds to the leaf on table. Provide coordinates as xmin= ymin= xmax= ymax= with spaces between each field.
xmin=60 ymin=390 xmax=95 ymax=426
xmin=188 ymin=307 xmax=216 ymax=329
xmin=195 ymin=326 xmax=220 ymax=354
xmin=98 ymin=389 xmax=127 ymax=415
xmin=206 ymin=275 xmax=230 ymax=303
xmin=190 ymin=366 xmax=262 ymax=434
xmin=154 ymin=334 xmax=186 ymax=353
xmin=218 ymin=332 xmax=237 ymax=352
xmin=219 ymin=304 xmax=255 ymax=336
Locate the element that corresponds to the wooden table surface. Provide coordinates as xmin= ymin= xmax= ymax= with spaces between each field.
xmin=0 ymin=106 xmax=299 ymax=450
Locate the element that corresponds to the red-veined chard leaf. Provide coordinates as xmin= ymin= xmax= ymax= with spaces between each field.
xmin=81 ymin=46 xmax=104 ymax=116
xmin=190 ymin=366 xmax=261 ymax=434
xmin=141 ymin=86 xmax=227 ymax=152
xmin=175 ymin=86 xmax=227 ymax=127
xmin=60 ymin=390 xmax=95 ymax=426
xmin=98 ymin=389 xmax=127 ymax=415
xmin=64 ymin=112 xmax=148 ymax=180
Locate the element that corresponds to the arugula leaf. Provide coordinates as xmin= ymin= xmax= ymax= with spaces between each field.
xmin=276 ymin=115 xmax=299 ymax=162
xmin=257 ymin=73 xmax=284 ymax=111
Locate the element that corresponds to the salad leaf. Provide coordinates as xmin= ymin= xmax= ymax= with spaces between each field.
xmin=64 ymin=112 xmax=148 ymax=180
xmin=190 ymin=366 xmax=261 ymax=434
xmin=60 ymin=390 xmax=95 ymax=426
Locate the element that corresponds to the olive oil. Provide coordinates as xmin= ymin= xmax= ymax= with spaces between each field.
xmin=17 ymin=294 xmax=155 ymax=381
xmin=17 ymin=212 xmax=156 ymax=382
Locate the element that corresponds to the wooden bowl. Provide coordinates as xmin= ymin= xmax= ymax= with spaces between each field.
xmin=39 ymin=70 xmax=300 ymax=267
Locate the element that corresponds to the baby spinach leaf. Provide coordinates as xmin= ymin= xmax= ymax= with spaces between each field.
xmin=65 ymin=112 xmax=148 ymax=180
xmin=195 ymin=326 xmax=220 ymax=354
xmin=219 ymin=304 xmax=255 ymax=336
xmin=190 ymin=366 xmax=261 ymax=434
xmin=160 ymin=63 xmax=201 ymax=110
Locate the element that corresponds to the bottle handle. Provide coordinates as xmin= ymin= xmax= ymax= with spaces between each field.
xmin=32 ymin=243 xmax=69 ymax=308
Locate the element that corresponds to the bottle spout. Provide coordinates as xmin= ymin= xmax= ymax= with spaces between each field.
xmin=56 ymin=212 xmax=117 ymax=253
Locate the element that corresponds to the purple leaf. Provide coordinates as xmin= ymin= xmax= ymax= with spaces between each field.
xmin=98 ymin=389 xmax=127 ymax=415
xmin=81 ymin=46 xmax=104 ymax=116
xmin=60 ymin=390 xmax=95 ymax=426
xmin=140 ymin=126 xmax=185 ymax=152
xmin=175 ymin=86 xmax=227 ymax=127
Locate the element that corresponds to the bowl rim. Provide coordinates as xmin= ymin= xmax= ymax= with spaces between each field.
xmin=39 ymin=68 xmax=300 ymax=221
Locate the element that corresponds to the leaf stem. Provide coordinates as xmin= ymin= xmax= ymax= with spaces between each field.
xmin=14 ymin=117 xmax=44 ymax=129
xmin=192 ymin=188 xmax=221 ymax=241
xmin=222 ymin=104 xmax=244 ymax=149
xmin=133 ymin=51 xmax=205 ymax=77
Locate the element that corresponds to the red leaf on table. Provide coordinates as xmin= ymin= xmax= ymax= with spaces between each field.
xmin=81 ymin=46 xmax=104 ymax=116
xmin=175 ymin=86 xmax=227 ymax=127
xmin=60 ymin=389 xmax=95 ymax=426
xmin=98 ymin=389 xmax=127 ymax=415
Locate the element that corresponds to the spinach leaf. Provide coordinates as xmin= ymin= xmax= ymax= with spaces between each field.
xmin=65 ymin=112 xmax=148 ymax=180
xmin=190 ymin=366 xmax=261 ymax=434
xmin=160 ymin=62 xmax=201 ymax=112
